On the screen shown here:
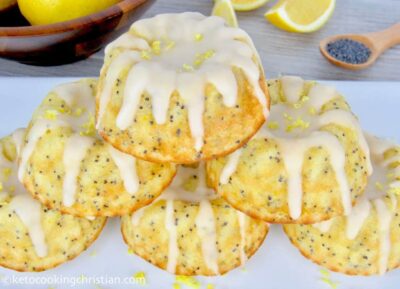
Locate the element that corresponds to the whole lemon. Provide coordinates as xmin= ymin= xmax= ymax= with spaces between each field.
xmin=17 ymin=0 xmax=121 ymax=25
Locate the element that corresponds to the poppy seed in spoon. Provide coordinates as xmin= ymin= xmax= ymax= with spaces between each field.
xmin=326 ymin=38 xmax=372 ymax=64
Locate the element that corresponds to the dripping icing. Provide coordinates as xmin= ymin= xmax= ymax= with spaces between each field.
xmin=4 ymin=130 xmax=48 ymax=257
xmin=151 ymin=163 xmax=219 ymax=273
xmin=219 ymin=77 xmax=372 ymax=219
xmin=19 ymin=81 xmax=142 ymax=209
xmin=313 ymin=134 xmax=400 ymax=274
xmin=99 ymin=12 xmax=269 ymax=151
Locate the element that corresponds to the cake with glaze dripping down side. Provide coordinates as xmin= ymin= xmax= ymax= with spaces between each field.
xmin=96 ymin=12 xmax=269 ymax=164
xmin=121 ymin=163 xmax=268 ymax=276
xmin=207 ymin=76 xmax=371 ymax=224
xmin=284 ymin=134 xmax=400 ymax=276
xmin=0 ymin=130 xmax=106 ymax=272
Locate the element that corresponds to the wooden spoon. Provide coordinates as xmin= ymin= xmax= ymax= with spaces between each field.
xmin=320 ymin=23 xmax=400 ymax=70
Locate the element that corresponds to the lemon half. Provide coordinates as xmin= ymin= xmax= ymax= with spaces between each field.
xmin=232 ymin=0 xmax=269 ymax=11
xmin=212 ymin=0 xmax=239 ymax=27
xmin=265 ymin=0 xmax=335 ymax=33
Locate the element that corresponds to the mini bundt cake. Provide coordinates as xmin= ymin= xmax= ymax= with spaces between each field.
xmin=96 ymin=12 xmax=270 ymax=164
xmin=0 ymin=129 xmax=106 ymax=272
xmin=121 ymin=163 xmax=269 ymax=276
xmin=19 ymin=80 xmax=176 ymax=217
xmin=284 ymin=134 xmax=400 ymax=275
xmin=207 ymin=76 xmax=371 ymax=224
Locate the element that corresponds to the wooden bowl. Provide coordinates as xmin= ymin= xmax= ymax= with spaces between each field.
xmin=0 ymin=0 xmax=156 ymax=66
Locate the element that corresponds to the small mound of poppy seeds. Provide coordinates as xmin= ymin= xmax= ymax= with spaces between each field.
xmin=326 ymin=38 xmax=371 ymax=64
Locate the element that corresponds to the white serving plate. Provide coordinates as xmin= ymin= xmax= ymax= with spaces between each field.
xmin=0 ymin=78 xmax=399 ymax=289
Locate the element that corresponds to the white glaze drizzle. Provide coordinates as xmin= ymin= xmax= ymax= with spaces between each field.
xmin=312 ymin=219 xmax=334 ymax=233
xmin=374 ymin=199 xmax=392 ymax=275
xmin=99 ymin=12 xmax=269 ymax=151
xmin=273 ymin=131 xmax=351 ymax=219
xmin=19 ymin=81 xmax=142 ymax=209
xmin=4 ymin=129 xmax=48 ymax=258
xmin=345 ymin=200 xmax=371 ymax=240
xmin=220 ymin=148 xmax=242 ymax=185
xmin=156 ymin=163 xmax=220 ymax=274
xmin=195 ymin=200 xmax=219 ymax=274
xmin=97 ymin=51 xmax=141 ymax=128
xmin=131 ymin=206 xmax=146 ymax=226
xmin=10 ymin=195 xmax=48 ymax=257
xmin=237 ymin=211 xmax=248 ymax=266
xmin=18 ymin=119 xmax=67 ymax=182
xmin=281 ymin=76 xmax=303 ymax=103
xmin=108 ymin=145 xmax=139 ymax=195
xmin=219 ymin=77 xmax=371 ymax=220
xmin=63 ymin=134 xmax=95 ymax=207
xmin=18 ymin=81 xmax=94 ymax=182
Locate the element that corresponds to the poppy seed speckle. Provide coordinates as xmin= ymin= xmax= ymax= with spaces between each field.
xmin=326 ymin=38 xmax=371 ymax=64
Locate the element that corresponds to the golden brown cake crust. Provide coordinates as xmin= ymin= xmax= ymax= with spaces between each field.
xmin=0 ymin=134 xmax=107 ymax=272
xmin=97 ymin=68 xmax=268 ymax=164
xmin=121 ymin=198 xmax=269 ymax=276
xmin=21 ymin=80 xmax=177 ymax=217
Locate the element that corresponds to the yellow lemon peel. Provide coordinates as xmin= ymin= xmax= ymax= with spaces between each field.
xmin=175 ymin=276 xmax=201 ymax=289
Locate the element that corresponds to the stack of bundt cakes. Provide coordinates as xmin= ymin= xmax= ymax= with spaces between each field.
xmin=1 ymin=11 xmax=399 ymax=280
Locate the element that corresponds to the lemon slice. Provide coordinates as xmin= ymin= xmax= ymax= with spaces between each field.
xmin=212 ymin=0 xmax=238 ymax=27
xmin=265 ymin=0 xmax=335 ymax=33
xmin=231 ymin=0 xmax=269 ymax=11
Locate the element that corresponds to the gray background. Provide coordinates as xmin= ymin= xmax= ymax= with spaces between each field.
xmin=0 ymin=0 xmax=399 ymax=80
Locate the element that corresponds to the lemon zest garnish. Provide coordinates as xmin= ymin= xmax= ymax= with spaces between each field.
xmin=57 ymin=107 xmax=67 ymax=114
xmin=140 ymin=50 xmax=152 ymax=60
xmin=387 ymin=173 xmax=395 ymax=180
xmin=375 ymin=182 xmax=384 ymax=191
xmin=128 ymin=248 xmax=134 ymax=255
xmin=151 ymin=41 xmax=161 ymax=55
xmin=80 ymin=114 xmax=96 ymax=137
xmin=173 ymin=283 xmax=181 ymax=289
xmin=206 ymin=284 xmax=215 ymax=289
xmin=89 ymin=250 xmax=97 ymax=257
xmin=204 ymin=49 xmax=215 ymax=59
xmin=300 ymin=95 xmax=310 ymax=103
xmin=175 ymin=276 xmax=201 ymax=289
xmin=2 ymin=168 xmax=12 ymax=180
xmin=44 ymin=109 xmax=59 ymax=120
xmin=133 ymin=271 xmax=147 ymax=285
xmin=267 ymin=121 xmax=279 ymax=130
xmin=388 ymin=186 xmax=400 ymax=196
xmin=286 ymin=118 xmax=310 ymax=132
xmin=74 ymin=107 xmax=86 ymax=117
xmin=165 ymin=40 xmax=176 ymax=51
xmin=195 ymin=33 xmax=204 ymax=42
xmin=293 ymin=102 xmax=302 ymax=109
xmin=283 ymin=113 xmax=293 ymax=121
xmin=182 ymin=64 xmax=195 ymax=72
xmin=0 ymin=182 xmax=3 ymax=192
xmin=319 ymin=269 xmax=339 ymax=289
xmin=308 ymin=107 xmax=317 ymax=115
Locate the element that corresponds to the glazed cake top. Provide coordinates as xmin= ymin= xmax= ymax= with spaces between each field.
xmin=99 ymin=12 xmax=269 ymax=151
